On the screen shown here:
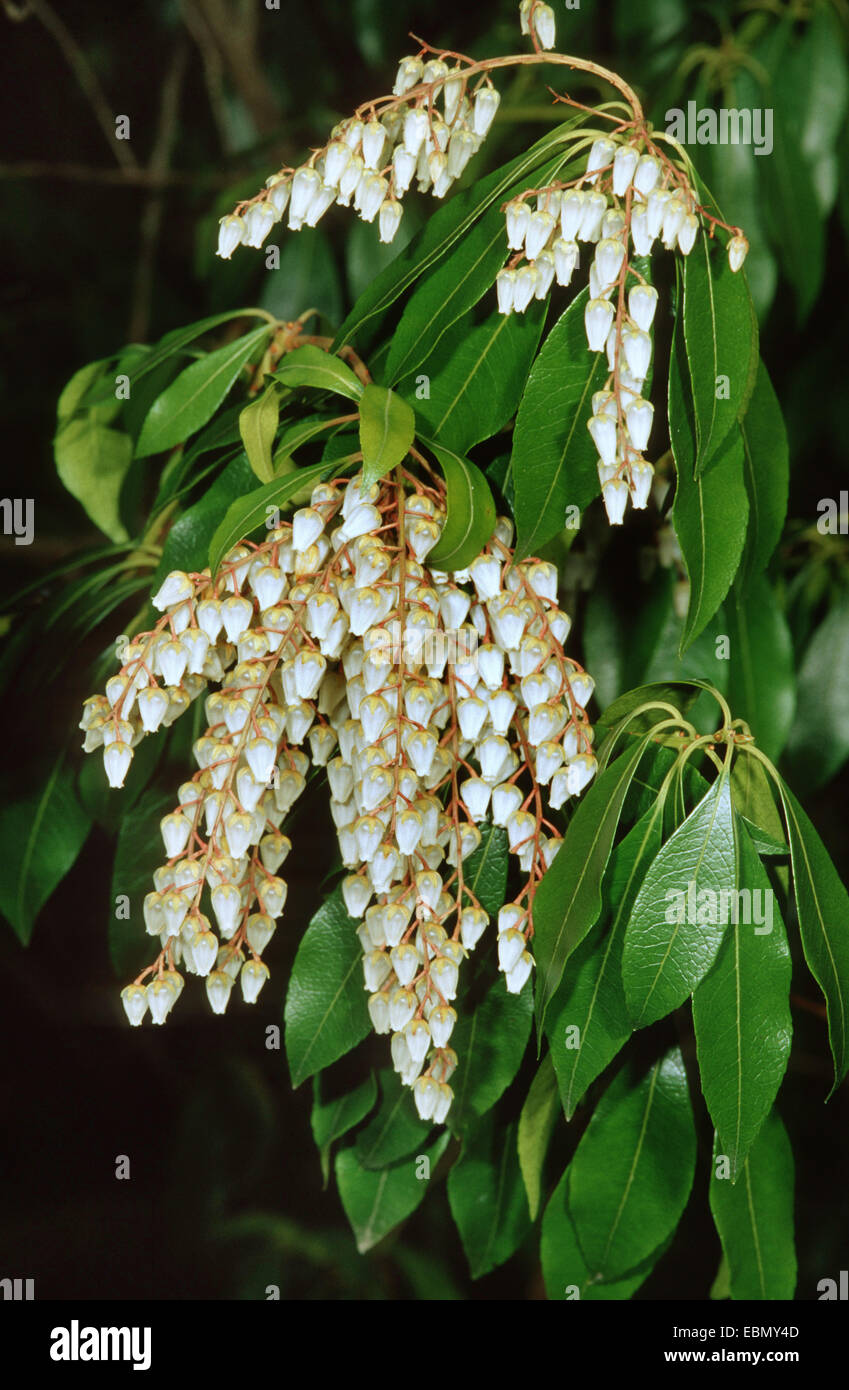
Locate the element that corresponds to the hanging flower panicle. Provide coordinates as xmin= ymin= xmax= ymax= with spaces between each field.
xmin=495 ymin=132 xmax=748 ymax=529
xmin=80 ymin=468 xmax=597 ymax=1124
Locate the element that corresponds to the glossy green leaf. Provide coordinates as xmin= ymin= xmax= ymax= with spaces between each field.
xmin=511 ymin=288 xmax=608 ymax=561
xmin=533 ymin=732 xmax=659 ymax=1029
xmin=693 ymin=823 xmax=792 ymax=1179
xmin=0 ymin=755 xmax=92 ymax=947
xmin=335 ymin=124 xmax=579 ymax=355
xmin=709 ymin=1110 xmax=796 ymax=1299
xmin=136 ymin=325 xmax=270 ymax=456
xmin=358 ymin=383 xmax=415 ymax=488
xmin=403 ymin=302 xmax=545 ymax=455
xmin=622 ymin=777 xmax=737 ymax=1028
xmin=568 ymin=1047 xmax=696 ymax=1283
xmin=449 ymin=978 xmax=533 ymax=1138
xmin=239 ymin=385 xmax=280 ymax=483
xmin=541 ymin=1165 xmax=656 ymax=1300
xmin=208 ymin=460 xmax=337 ymax=577
xmin=681 ymin=230 xmax=758 ymax=475
xmin=461 ymin=822 xmax=508 ymax=919
xmin=54 ymin=415 xmax=133 ymax=542
xmin=272 ymin=413 xmax=344 ymax=469
xmin=284 ymin=888 xmax=370 ymax=1087
xmin=109 ymin=787 xmax=175 ymax=977
xmin=547 ymin=802 xmax=665 ymax=1119
xmin=355 ymin=1069 xmax=433 ymax=1170
xmin=153 ymin=453 xmax=256 ymax=584
xmin=57 ymin=357 xmax=114 ymax=421
xmin=778 ymin=780 xmax=849 ymax=1095
xmin=335 ymin=1132 xmax=450 ymax=1254
xmin=311 ymin=1073 xmax=377 ymax=1185
xmin=448 ymin=1115 xmax=531 ymax=1278
xmin=739 ymin=359 xmax=789 ymax=580
xmin=725 ymin=575 xmax=796 ymax=761
xmin=731 ymin=753 xmax=786 ymax=854
xmin=784 ymin=591 xmax=849 ymax=793
xmin=669 ymin=310 xmax=749 ymax=651
xmin=424 ymin=438 xmax=497 ymax=571
xmin=273 ymin=344 xmax=364 ymax=402
xmin=132 ymin=310 xmax=270 ymax=389
xmin=517 ymin=1055 xmax=559 ymax=1220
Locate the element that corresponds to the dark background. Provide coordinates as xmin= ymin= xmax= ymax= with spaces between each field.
xmin=1 ymin=0 xmax=847 ymax=1299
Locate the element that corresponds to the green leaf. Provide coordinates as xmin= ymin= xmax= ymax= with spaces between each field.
xmin=358 ymin=383 xmax=415 ymax=488
xmin=725 ymin=574 xmax=796 ymax=761
xmin=693 ymin=822 xmax=792 ymax=1179
xmin=547 ymin=801 xmax=665 ymax=1119
xmin=335 ymin=123 xmax=579 ymax=355
xmin=424 ymin=438 xmax=497 ymax=571
xmin=784 ymin=591 xmax=849 ymax=793
xmin=460 ymin=822 xmax=508 ymax=918
xmin=272 ymin=413 xmax=343 ymax=468
xmin=54 ymin=415 xmax=133 ymax=542
xmin=132 ymin=310 xmax=270 ymax=390
xmin=0 ymin=755 xmax=92 ymax=946
xmin=669 ymin=308 xmax=749 ymax=651
xmin=57 ymin=357 xmax=114 ymax=421
xmin=541 ymin=1166 xmax=655 ymax=1300
xmin=355 ymin=1069 xmax=433 ymax=1170
xmin=311 ymin=1073 xmax=377 ymax=1186
xmin=739 ymin=360 xmax=789 ymax=580
xmin=680 ymin=228 xmax=758 ymax=475
xmin=335 ymin=1133 xmax=450 ymax=1253
xmin=153 ymin=453 xmax=256 ymax=584
xmin=109 ymin=787 xmax=175 ymax=977
xmin=448 ymin=1115 xmax=531 ymax=1278
xmin=778 ymin=780 xmax=849 ymax=1095
xmin=273 ymin=344 xmax=363 ymax=402
xmin=137 ymin=326 xmax=270 ymax=457
xmin=533 ymin=732 xmax=659 ymax=1029
xmin=449 ymin=978 xmax=533 ymax=1138
xmin=284 ymin=887 xmax=371 ymax=1087
xmin=402 ymin=302 xmax=545 ymax=455
xmin=622 ymin=777 xmax=737 ymax=1028
xmin=568 ymin=1047 xmax=696 ymax=1282
xmin=208 ymin=460 xmax=338 ymax=577
xmin=239 ymin=385 xmax=280 ymax=483
xmin=517 ymin=1055 xmax=560 ymax=1220
xmin=709 ymin=1110 xmax=796 ymax=1299
xmin=511 ymin=288 xmax=608 ymax=560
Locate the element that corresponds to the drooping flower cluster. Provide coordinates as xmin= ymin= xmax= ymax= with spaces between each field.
xmin=216 ymin=55 xmax=501 ymax=260
xmin=495 ymin=133 xmax=749 ymax=527
xmin=80 ymin=468 xmax=597 ymax=1124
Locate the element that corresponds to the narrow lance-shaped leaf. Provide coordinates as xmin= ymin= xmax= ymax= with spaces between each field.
xmin=355 ymin=1069 xmax=433 ymax=1170
xmin=669 ymin=307 xmax=749 ymax=651
xmin=681 ymin=222 xmax=758 ymax=475
xmin=311 ymin=1073 xmax=378 ymax=1186
xmin=739 ymin=358 xmax=789 ymax=580
xmin=358 ymin=383 xmax=415 ymax=489
xmin=622 ymin=776 xmax=737 ymax=1028
xmin=449 ymin=978 xmax=533 ymax=1138
xmin=783 ymin=590 xmax=849 ymax=794
xmin=284 ymin=888 xmax=371 ymax=1088
xmin=424 ymin=437 xmax=497 ymax=571
xmin=0 ymin=754 xmax=92 ymax=947
xmin=208 ymin=460 xmax=339 ymax=577
xmin=448 ymin=1115 xmax=531 ymax=1279
xmin=692 ymin=820 xmax=792 ymax=1179
xmin=547 ymin=799 xmax=666 ymax=1120
xmin=517 ymin=1055 xmax=559 ymax=1220
xmin=568 ymin=1047 xmax=697 ymax=1283
xmin=239 ymin=384 xmax=280 ymax=483
xmin=533 ymin=729 xmax=661 ymax=1030
xmin=335 ymin=1133 xmax=450 ymax=1254
xmin=511 ymin=287 xmax=608 ymax=561
xmin=541 ymin=1165 xmax=656 ymax=1301
xmin=709 ymin=1110 xmax=796 ymax=1299
xmin=273 ymin=343 xmax=364 ymax=402
xmin=725 ymin=574 xmax=796 ymax=762
xmin=136 ymin=325 xmax=271 ymax=457
xmin=778 ymin=779 xmax=849 ymax=1095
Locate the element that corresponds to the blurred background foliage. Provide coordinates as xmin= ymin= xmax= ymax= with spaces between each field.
xmin=1 ymin=0 xmax=847 ymax=1298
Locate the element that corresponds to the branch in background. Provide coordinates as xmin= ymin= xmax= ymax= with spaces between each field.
xmin=128 ymin=38 xmax=190 ymax=343
xmin=181 ymin=0 xmax=282 ymax=140
xmin=0 ymin=162 xmax=255 ymax=187
xmin=5 ymin=0 xmax=140 ymax=171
